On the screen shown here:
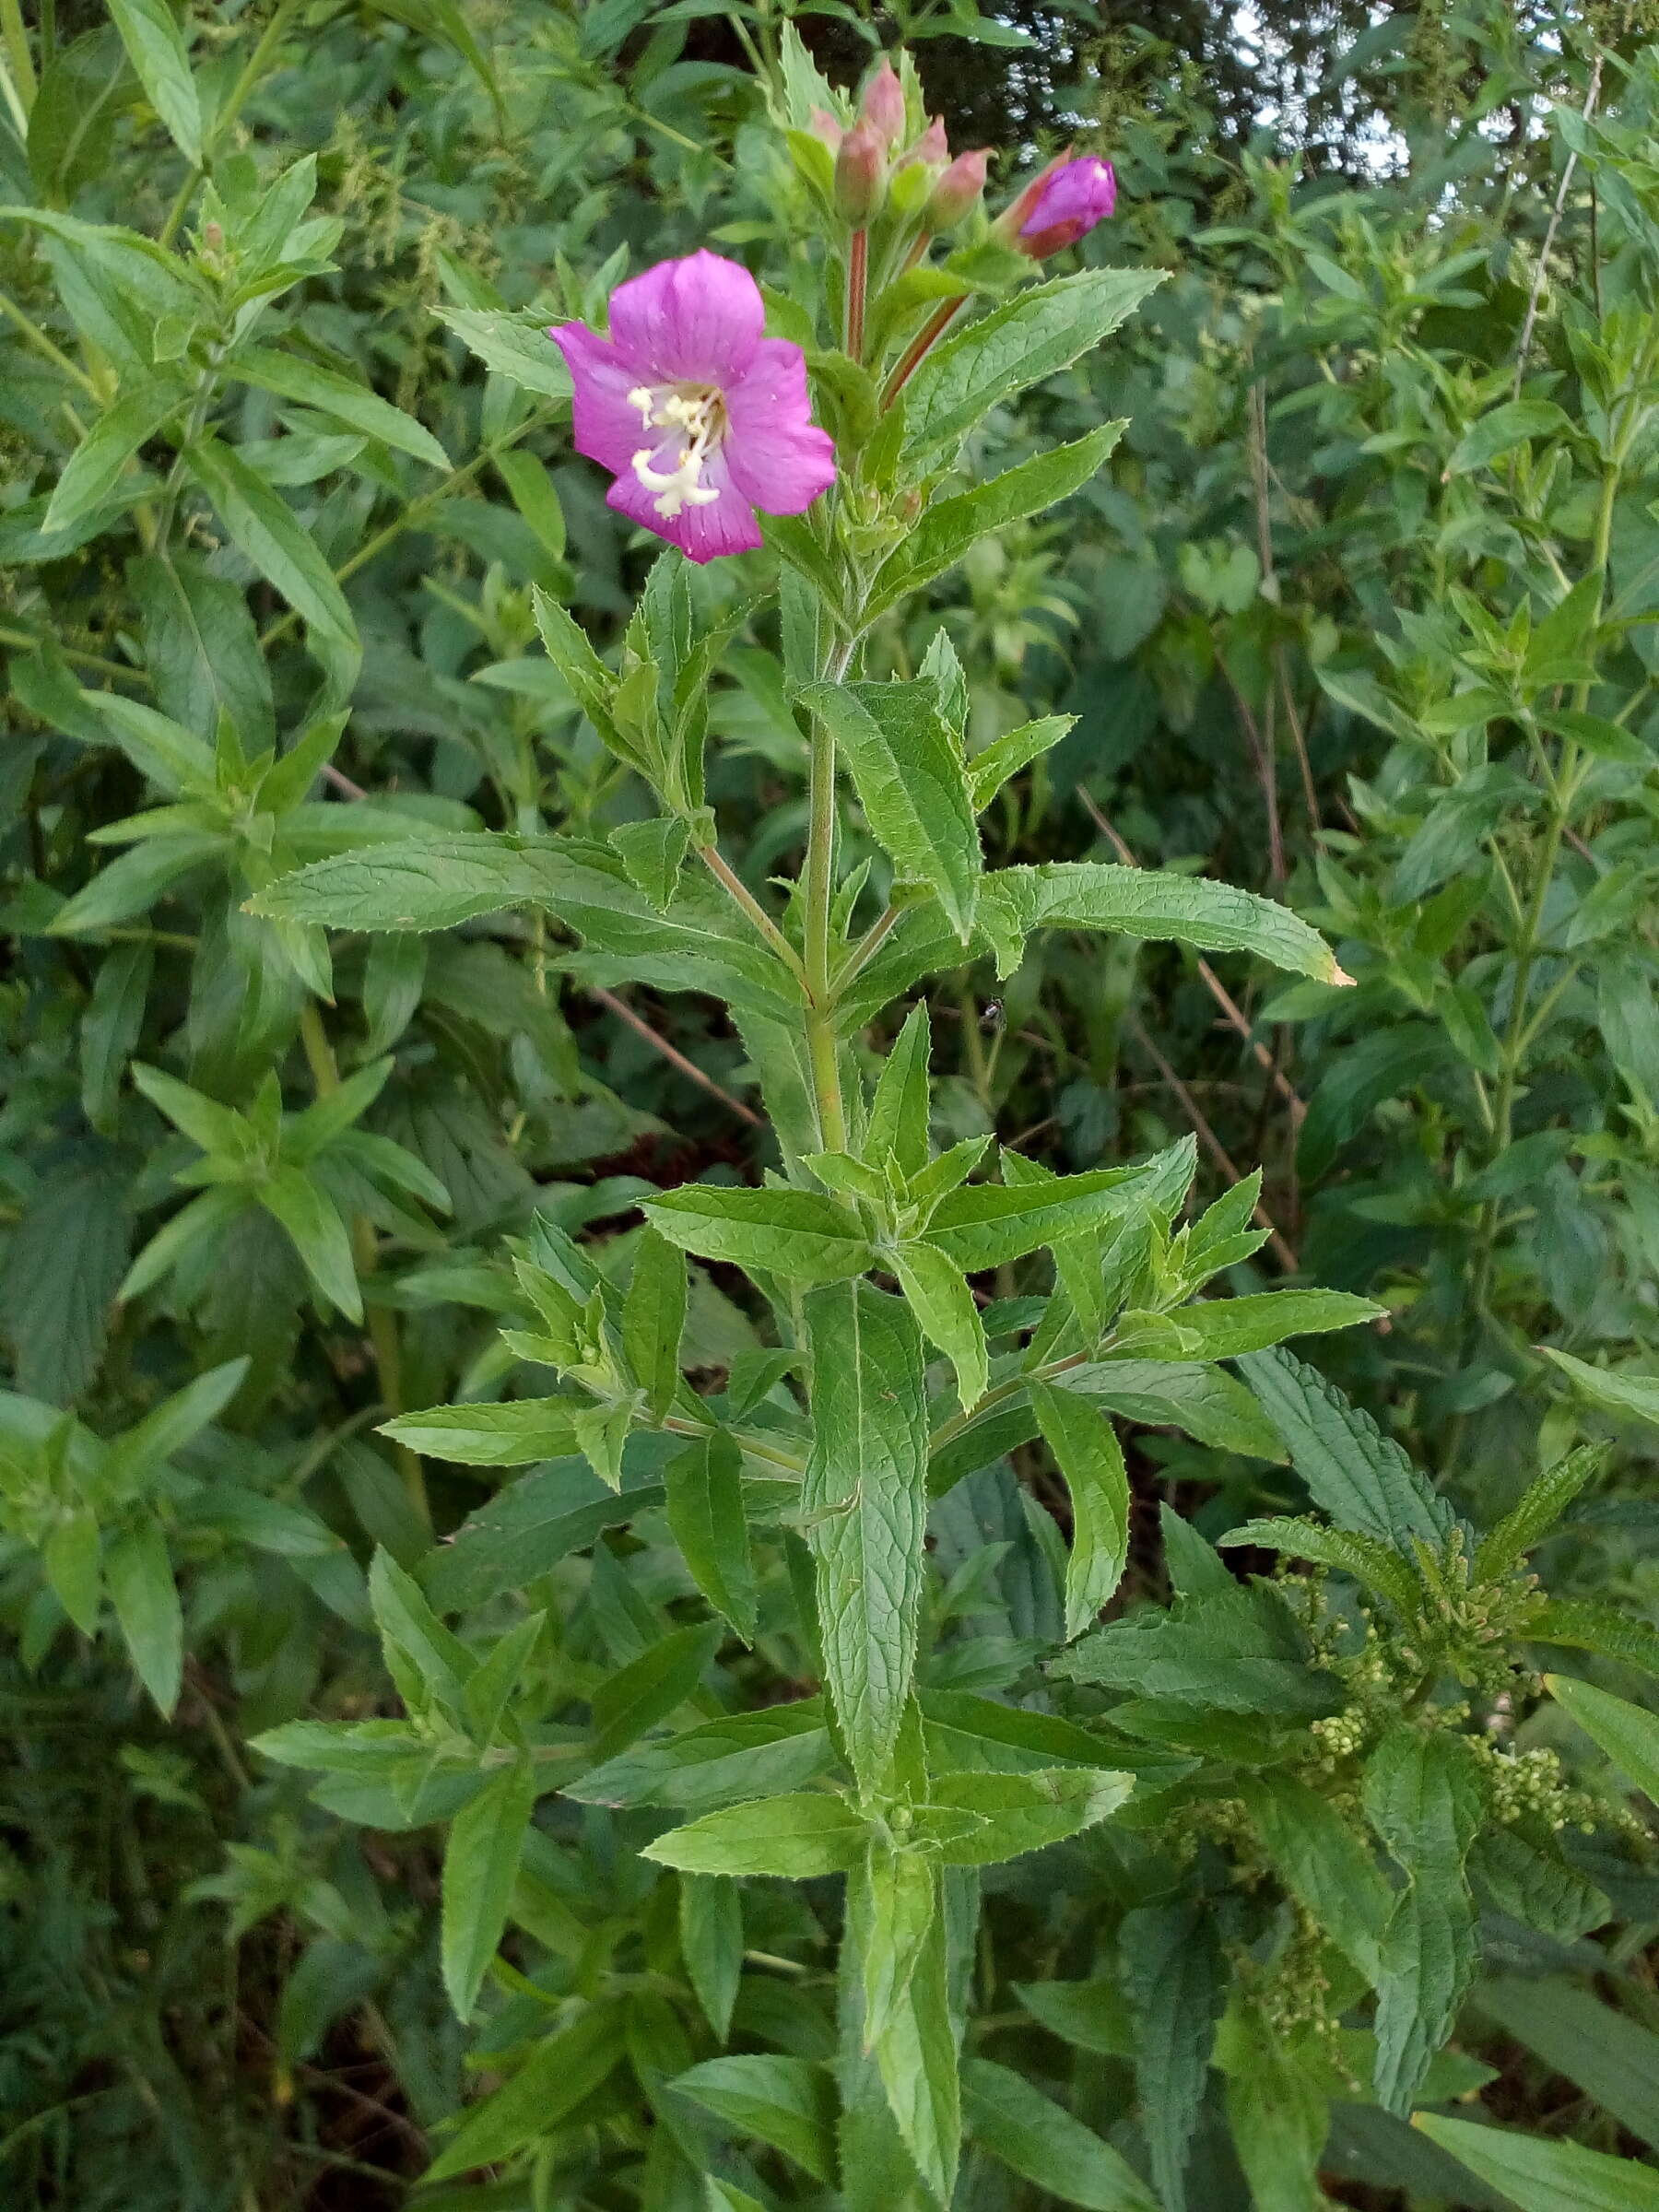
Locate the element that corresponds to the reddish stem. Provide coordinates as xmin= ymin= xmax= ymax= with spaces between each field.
xmin=847 ymin=229 xmax=868 ymax=363
xmin=880 ymin=294 xmax=966 ymax=408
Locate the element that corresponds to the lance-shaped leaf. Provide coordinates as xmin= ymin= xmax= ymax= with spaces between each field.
xmin=665 ymin=1432 xmax=757 ymax=1643
xmin=1029 ymin=1379 xmax=1130 ymax=1639
xmin=569 ymin=1700 xmax=832 ymax=1812
xmin=900 ymin=265 xmax=1164 ymax=467
xmin=865 ymin=1878 xmax=960 ymax=2207
xmin=862 ymin=1846 xmax=937 ymax=2047
xmin=1539 ymin=1344 xmax=1659 ymax=1428
xmin=968 ymin=715 xmax=1076 ymax=812
xmin=436 ymin=310 xmax=573 ymax=401
xmin=673 ymin=2056 xmax=839 ymax=2186
xmin=231 ymin=344 xmax=451 ymax=469
xmin=868 ymin=425 xmax=1124 ymax=619
xmin=982 ymin=859 xmax=1345 ymax=983
xmin=1216 ymin=2010 xmax=1330 ymax=2212
xmin=890 ymin=1241 xmax=987 ymax=1412
xmin=186 ymin=433 xmax=358 ymax=655
xmin=1363 ymin=1726 xmax=1482 ymax=2115
xmin=441 ymin=1758 xmax=536 ymax=2021
xmin=866 ymin=999 xmax=933 ymax=1178
xmin=107 ymin=1519 xmax=183 ymax=1716
xmin=254 ymin=835 xmax=800 ymax=1015
xmin=1414 ymin=2113 xmax=1659 ymax=2212
xmin=381 ymin=1396 xmax=582 ymax=1465
xmin=641 ymin=1793 xmax=866 ymax=1878
xmin=423 ymin=2002 xmax=626 ymax=2182
xmin=680 ymin=1874 xmax=743 ymax=2042
xmin=587 ymin=1619 xmax=723 ymax=1767
xmin=43 ymin=373 xmax=188 ymax=539
xmin=108 ymin=0 xmax=203 ymax=162
xmin=644 ymin=1184 xmax=873 ymax=1284
xmin=962 ymin=2056 xmax=1159 ymax=2211
xmin=622 ymin=1226 xmax=687 ymax=1419
xmin=802 ymin=1279 xmax=929 ymax=1794
xmin=923 ymin=1138 xmax=1194 ymax=1274
xmin=1547 ymin=1672 xmax=1659 ymax=1803
xmin=922 ymin=1767 xmax=1131 ymax=1865
xmin=796 ymin=678 xmax=979 ymax=941
xmin=1172 ymin=1288 xmax=1383 ymax=1359
xmin=423 ymin=1450 xmax=669 ymax=1608
xmin=1474 ymin=1978 xmax=1659 ymax=2153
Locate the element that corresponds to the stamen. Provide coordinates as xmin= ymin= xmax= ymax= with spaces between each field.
xmin=627 ymin=382 xmax=726 ymax=518
xmin=631 ymin=446 xmax=721 ymax=518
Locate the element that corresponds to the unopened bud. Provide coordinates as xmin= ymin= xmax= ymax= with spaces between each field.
xmin=835 ymin=119 xmax=885 ymax=224
xmin=901 ymin=115 xmax=949 ymax=172
xmin=999 ymin=153 xmax=1117 ymax=258
xmin=860 ymin=58 xmax=905 ymax=149
xmin=924 ymin=147 xmax=989 ymax=232
xmin=809 ymin=107 xmax=843 ymax=152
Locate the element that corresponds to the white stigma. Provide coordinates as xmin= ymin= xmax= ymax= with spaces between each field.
xmin=627 ymin=381 xmax=724 ymax=518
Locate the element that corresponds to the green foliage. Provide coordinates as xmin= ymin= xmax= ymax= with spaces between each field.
xmin=4 ymin=4 xmax=1659 ymax=2208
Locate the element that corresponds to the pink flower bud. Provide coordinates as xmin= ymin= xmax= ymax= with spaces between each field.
xmin=809 ymin=107 xmax=843 ymax=152
xmin=924 ymin=147 xmax=989 ymax=232
xmin=860 ymin=58 xmax=906 ymax=149
xmin=835 ymin=119 xmax=886 ymax=224
xmin=1006 ymin=154 xmax=1117 ymax=257
xmin=901 ymin=115 xmax=949 ymax=172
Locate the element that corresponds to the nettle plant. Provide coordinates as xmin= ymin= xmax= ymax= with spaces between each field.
xmin=141 ymin=37 xmax=1658 ymax=2211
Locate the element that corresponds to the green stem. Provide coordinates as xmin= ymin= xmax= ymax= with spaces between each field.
xmin=0 ymin=625 xmax=135 ymax=681
xmin=697 ymin=841 xmax=807 ymax=985
xmin=0 ymin=287 xmax=99 ymax=397
xmin=831 ymin=900 xmax=900 ymax=994
xmin=298 ymin=1003 xmax=430 ymax=1535
xmin=151 ymin=342 xmax=226 ymax=550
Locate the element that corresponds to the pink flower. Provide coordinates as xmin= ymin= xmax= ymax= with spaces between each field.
xmin=550 ymin=252 xmax=836 ymax=565
xmin=1014 ymin=155 xmax=1117 ymax=256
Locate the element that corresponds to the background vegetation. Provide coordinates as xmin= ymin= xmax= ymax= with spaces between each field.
xmin=4 ymin=1 xmax=1659 ymax=2207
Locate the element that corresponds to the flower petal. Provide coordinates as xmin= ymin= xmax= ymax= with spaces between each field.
xmin=606 ymin=444 xmax=762 ymax=565
xmin=549 ymin=322 xmax=652 ymax=476
xmin=723 ymin=340 xmax=837 ymax=516
xmin=607 ymin=251 xmax=765 ymax=384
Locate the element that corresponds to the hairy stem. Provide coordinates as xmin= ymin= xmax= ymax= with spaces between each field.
xmin=880 ymin=295 xmax=965 ymax=408
xmin=846 ymin=229 xmax=868 ymax=363
xmin=697 ymin=841 xmax=807 ymax=985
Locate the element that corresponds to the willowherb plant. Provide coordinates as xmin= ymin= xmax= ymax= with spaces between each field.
xmin=140 ymin=32 xmax=1659 ymax=2210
